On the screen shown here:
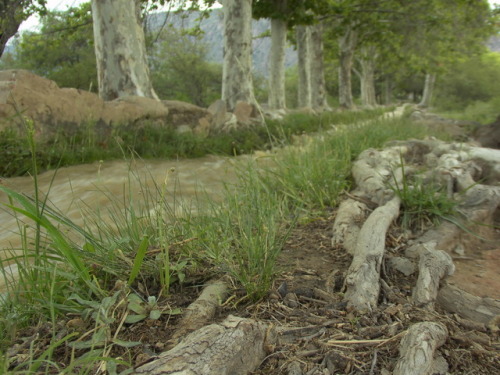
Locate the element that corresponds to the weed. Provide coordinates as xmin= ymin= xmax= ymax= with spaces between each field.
xmin=389 ymin=158 xmax=458 ymax=231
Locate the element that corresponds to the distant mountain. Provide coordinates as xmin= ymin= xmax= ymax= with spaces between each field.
xmin=487 ymin=35 xmax=500 ymax=53
xmin=147 ymin=9 xmax=297 ymax=77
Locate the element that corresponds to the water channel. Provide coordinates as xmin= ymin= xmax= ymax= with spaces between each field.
xmin=0 ymin=155 xmax=244 ymax=291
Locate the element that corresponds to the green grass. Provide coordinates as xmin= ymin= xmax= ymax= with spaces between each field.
xmin=258 ymin=116 xmax=449 ymax=211
xmin=435 ymin=97 xmax=500 ymax=125
xmin=0 ymin=107 xmax=451 ymax=372
xmin=0 ymin=107 xmax=390 ymax=178
xmin=389 ymin=158 xmax=459 ymax=231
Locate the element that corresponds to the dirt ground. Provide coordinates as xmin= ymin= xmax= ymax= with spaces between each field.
xmin=6 ymin=207 xmax=499 ymax=374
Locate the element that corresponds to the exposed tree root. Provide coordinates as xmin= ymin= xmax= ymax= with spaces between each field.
xmin=393 ymin=322 xmax=448 ymax=375
xmin=437 ymin=284 xmax=500 ymax=325
xmin=343 ymin=196 xmax=400 ymax=312
xmin=168 ymin=279 xmax=229 ymax=348
xmin=134 ymin=315 xmax=274 ymax=375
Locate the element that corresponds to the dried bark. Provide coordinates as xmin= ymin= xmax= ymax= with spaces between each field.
xmin=169 ymin=279 xmax=229 ymax=347
xmin=393 ymin=322 xmax=448 ymax=375
xmin=437 ymin=284 xmax=500 ymax=325
xmin=351 ymin=148 xmax=403 ymax=205
xmin=331 ymin=198 xmax=369 ymax=254
xmin=134 ymin=315 xmax=274 ymax=375
xmin=343 ymin=196 xmax=401 ymax=312
xmin=412 ymin=245 xmax=455 ymax=309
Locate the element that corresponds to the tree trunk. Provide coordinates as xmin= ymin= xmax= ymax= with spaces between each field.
xmin=221 ymin=0 xmax=255 ymax=111
xmin=296 ymin=25 xmax=312 ymax=108
xmin=310 ymin=22 xmax=328 ymax=110
xmin=268 ymin=17 xmax=287 ymax=109
xmin=382 ymin=76 xmax=393 ymax=105
xmin=338 ymin=26 xmax=357 ymax=109
xmin=358 ymin=46 xmax=377 ymax=107
xmin=91 ymin=0 xmax=158 ymax=101
xmin=418 ymin=73 xmax=436 ymax=108
xmin=0 ymin=1 xmax=25 ymax=58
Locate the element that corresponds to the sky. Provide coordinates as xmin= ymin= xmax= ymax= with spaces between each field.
xmin=19 ymin=0 xmax=500 ymax=32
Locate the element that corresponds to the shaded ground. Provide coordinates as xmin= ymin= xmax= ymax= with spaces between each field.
xmin=6 ymin=209 xmax=499 ymax=374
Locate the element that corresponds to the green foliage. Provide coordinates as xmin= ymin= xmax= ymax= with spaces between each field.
xmin=0 ymin=2 xmax=97 ymax=92
xmin=434 ymin=52 xmax=500 ymax=112
xmin=259 ymin=115 xmax=447 ymax=211
xmin=149 ymin=27 xmax=222 ymax=106
xmin=0 ymin=1 xmax=47 ymax=57
xmin=389 ymin=161 xmax=458 ymax=231
xmin=0 ymin=127 xmax=32 ymax=176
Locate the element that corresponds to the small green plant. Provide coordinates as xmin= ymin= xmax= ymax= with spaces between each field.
xmin=125 ymin=293 xmax=181 ymax=324
xmin=389 ymin=159 xmax=458 ymax=231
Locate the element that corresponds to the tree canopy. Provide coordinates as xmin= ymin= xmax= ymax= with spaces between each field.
xmin=0 ymin=0 xmax=46 ymax=57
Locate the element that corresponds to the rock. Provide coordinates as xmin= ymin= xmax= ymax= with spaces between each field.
xmin=176 ymin=125 xmax=192 ymax=134
xmin=264 ymin=108 xmax=287 ymax=121
xmin=388 ymin=257 xmax=416 ymax=276
xmin=194 ymin=116 xmax=211 ymax=136
xmin=162 ymin=100 xmax=211 ymax=129
xmin=233 ymin=100 xmax=258 ymax=124
xmin=207 ymin=99 xmax=227 ymax=129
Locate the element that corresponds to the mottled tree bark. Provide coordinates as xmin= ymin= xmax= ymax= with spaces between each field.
xmin=338 ymin=26 xmax=357 ymax=109
xmin=394 ymin=322 xmax=448 ymax=375
xmin=268 ymin=2 xmax=287 ymax=110
xmin=134 ymin=316 xmax=274 ymax=375
xmin=221 ymin=0 xmax=255 ymax=111
xmin=91 ymin=0 xmax=158 ymax=101
xmin=296 ymin=25 xmax=312 ymax=108
xmin=382 ymin=76 xmax=393 ymax=105
xmin=358 ymin=46 xmax=377 ymax=107
xmin=418 ymin=73 xmax=436 ymax=108
xmin=0 ymin=1 xmax=25 ymax=58
xmin=310 ymin=22 xmax=328 ymax=110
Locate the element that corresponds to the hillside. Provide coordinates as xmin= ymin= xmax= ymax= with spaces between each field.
xmin=147 ymin=8 xmax=297 ymax=76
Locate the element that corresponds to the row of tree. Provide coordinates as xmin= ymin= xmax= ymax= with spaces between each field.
xmin=0 ymin=0 xmax=497 ymax=111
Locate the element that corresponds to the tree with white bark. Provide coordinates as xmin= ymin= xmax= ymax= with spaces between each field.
xmin=321 ymin=0 xmax=494 ymax=109
xmin=91 ymin=0 xmax=158 ymax=101
xmin=254 ymin=0 xmax=330 ymax=110
xmin=296 ymin=24 xmax=312 ymax=108
xmin=220 ymin=0 xmax=255 ymax=111
xmin=253 ymin=0 xmax=289 ymax=110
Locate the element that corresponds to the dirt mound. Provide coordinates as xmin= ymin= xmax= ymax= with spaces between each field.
xmin=409 ymin=109 xmax=478 ymax=141
xmin=474 ymin=115 xmax=500 ymax=149
xmin=0 ymin=70 xmax=212 ymax=137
